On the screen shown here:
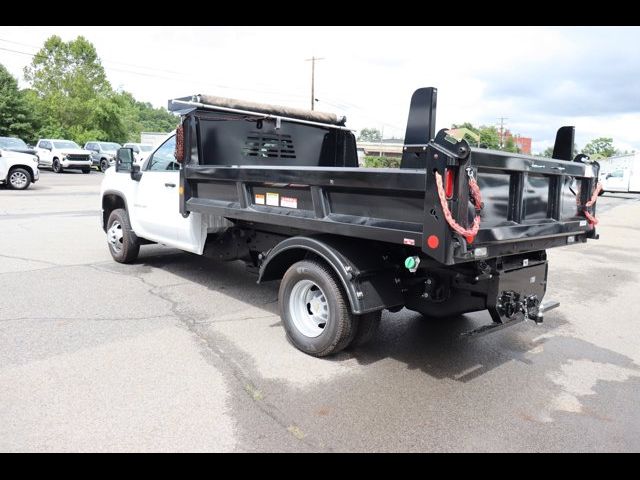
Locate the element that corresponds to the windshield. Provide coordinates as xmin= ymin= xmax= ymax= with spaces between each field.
xmin=98 ymin=142 xmax=121 ymax=153
xmin=140 ymin=145 xmax=154 ymax=152
xmin=53 ymin=140 xmax=81 ymax=149
xmin=0 ymin=137 xmax=28 ymax=149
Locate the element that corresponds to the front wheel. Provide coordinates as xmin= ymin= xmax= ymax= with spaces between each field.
xmin=279 ymin=260 xmax=357 ymax=357
xmin=52 ymin=159 xmax=63 ymax=173
xmin=106 ymin=208 xmax=140 ymax=263
xmin=100 ymin=159 xmax=109 ymax=172
xmin=82 ymin=169 xmax=91 ymax=174
xmin=8 ymin=168 xmax=31 ymax=190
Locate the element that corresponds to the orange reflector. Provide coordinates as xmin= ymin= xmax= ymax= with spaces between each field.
xmin=445 ymin=168 xmax=454 ymax=199
xmin=427 ymin=235 xmax=440 ymax=249
xmin=179 ymin=186 xmax=184 ymax=195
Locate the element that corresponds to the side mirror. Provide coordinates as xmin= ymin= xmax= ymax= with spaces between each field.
xmin=131 ymin=163 xmax=142 ymax=182
xmin=116 ymin=147 xmax=134 ymax=172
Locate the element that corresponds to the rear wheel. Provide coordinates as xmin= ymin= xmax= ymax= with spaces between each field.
xmin=8 ymin=168 xmax=31 ymax=190
xmin=279 ymin=260 xmax=356 ymax=357
xmin=106 ymin=208 xmax=140 ymax=263
xmin=52 ymin=159 xmax=63 ymax=173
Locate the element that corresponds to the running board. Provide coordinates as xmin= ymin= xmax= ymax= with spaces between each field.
xmin=462 ymin=299 xmax=560 ymax=338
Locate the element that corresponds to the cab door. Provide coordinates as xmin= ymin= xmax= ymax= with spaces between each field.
xmin=132 ymin=135 xmax=201 ymax=251
xmin=37 ymin=140 xmax=52 ymax=166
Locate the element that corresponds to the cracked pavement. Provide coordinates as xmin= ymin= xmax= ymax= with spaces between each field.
xmin=1 ymin=171 xmax=639 ymax=452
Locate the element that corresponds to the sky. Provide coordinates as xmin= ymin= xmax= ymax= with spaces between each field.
xmin=1 ymin=26 xmax=639 ymax=153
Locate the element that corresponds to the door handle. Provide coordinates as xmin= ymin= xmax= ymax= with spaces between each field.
xmin=165 ymin=183 xmax=176 ymax=188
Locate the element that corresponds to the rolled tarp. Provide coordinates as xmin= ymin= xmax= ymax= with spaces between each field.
xmin=197 ymin=94 xmax=345 ymax=126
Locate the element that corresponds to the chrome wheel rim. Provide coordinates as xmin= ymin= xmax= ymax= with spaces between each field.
xmin=9 ymin=171 xmax=28 ymax=188
xmin=289 ymin=279 xmax=329 ymax=338
xmin=107 ymin=221 xmax=124 ymax=253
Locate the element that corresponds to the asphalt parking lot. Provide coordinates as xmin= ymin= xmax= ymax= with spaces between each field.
xmin=1 ymin=170 xmax=639 ymax=452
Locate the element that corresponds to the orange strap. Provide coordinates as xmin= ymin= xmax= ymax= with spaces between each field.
xmin=579 ymin=182 xmax=603 ymax=227
xmin=434 ymin=170 xmax=482 ymax=244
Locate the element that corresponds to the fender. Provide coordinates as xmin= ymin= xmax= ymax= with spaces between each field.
xmin=101 ymin=189 xmax=130 ymax=231
xmin=258 ymin=235 xmax=403 ymax=314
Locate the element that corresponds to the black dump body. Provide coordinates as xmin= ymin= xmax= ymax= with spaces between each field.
xmin=170 ymin=88 xmax=599 ymax=267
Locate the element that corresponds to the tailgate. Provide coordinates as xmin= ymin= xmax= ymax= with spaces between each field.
xmin=421 ymin=133 xmax=600 ymax=265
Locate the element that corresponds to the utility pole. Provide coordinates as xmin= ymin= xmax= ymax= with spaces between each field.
xmin=305 ymin=56 xmax=324 ymax=110
xmin=498 ymin=117 xmax=508 ymax=149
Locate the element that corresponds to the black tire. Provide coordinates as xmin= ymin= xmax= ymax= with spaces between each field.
xmin=8 ymin=167 xmax=31 ymax=190
xmin=279 ymin=260 xmax=356 ymax=357
xmin=106 ymin=208 xmax=140 ymax=263
xmin=598 ymin=189 xmax=605 ymax=196
xmin=52 ymin=158 xmax=63 ymax=173
xmin=100 ymin=159 xmax=109 ymax=172
xmin=82 ymin=169 xmax=91 ymax=174
xmin=349 ymin=310 xmax=382 ymax=348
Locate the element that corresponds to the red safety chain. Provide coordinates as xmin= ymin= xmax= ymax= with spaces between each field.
xmin=434 ymin=170 xmax=483 ymax=244
xmin=579 ymin=182 xmax=603 ymax=227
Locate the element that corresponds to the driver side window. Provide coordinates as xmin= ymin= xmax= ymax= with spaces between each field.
xmin=146 ymin=137 xmax=179 ymax=171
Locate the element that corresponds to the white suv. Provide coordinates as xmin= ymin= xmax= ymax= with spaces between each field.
xmin=35 ymin=139 xmax=93 ymax=174
xmin=123 ymin=143 xmax=154 ymax=162
xmin=0 ymin=149 xmax=40 ymax=190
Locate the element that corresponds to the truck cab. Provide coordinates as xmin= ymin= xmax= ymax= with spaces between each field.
xmin=101 ymin=133 xmax=204 ymax=254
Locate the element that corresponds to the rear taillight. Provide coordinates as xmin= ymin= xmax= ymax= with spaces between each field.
xmin=445 ymin=168 xmax=455 ymax=199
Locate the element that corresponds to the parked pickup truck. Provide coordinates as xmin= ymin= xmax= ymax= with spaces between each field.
xmin=35 ymin=139 xmax=92 ymax=174
xmin=100 ymin=87 xmax=602 ymax=357
xmin=0 ymin=148 xmax=39 ymax=190
xmin=84 ymin=141 xmax=122 ymax=172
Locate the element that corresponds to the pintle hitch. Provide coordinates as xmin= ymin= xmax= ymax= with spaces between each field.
xmin=462 ymin=292 xmax=560 ymax=338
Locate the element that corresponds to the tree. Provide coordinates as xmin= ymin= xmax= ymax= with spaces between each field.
xmin=0 ymin=63 xmax=37 ymax=142
xmin=503 ymin=135 xmax=519 ymax=153
xmin=358 ymin=127 xmax=382 ymax=142
xmin=23 ymin=35 xmax=126 ymax=143
xmin=363 ymin=156 xmax=400 ymax=168
xmin=582 ymin=137 xmax=618 ymax=159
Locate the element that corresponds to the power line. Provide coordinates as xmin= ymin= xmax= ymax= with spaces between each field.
xmin=0 ymin=44 xmax=308 ymax=102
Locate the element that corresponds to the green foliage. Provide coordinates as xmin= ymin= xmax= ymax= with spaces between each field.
xmin=363 ymin=156 xmax=400 ymax=168
xmin=113 ymin=91 xmax=178 ymax=142
xmin=452 ymin=122 xmax=502 ymax=150
xmin=503 ymin=136 xmax=519 ymax=153
xmin=11 ymin=35 xmax=176 ymax=145
xmin=581 ymin=137 xmax=619 ymax=159
xmin=0 ymin=64 xmax=37 ymax=142
xmin=358 ymin=127 xmax=382 ymax=142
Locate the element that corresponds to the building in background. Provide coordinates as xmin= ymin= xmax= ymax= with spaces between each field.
xmin=356 ymin=140 xmax=404 ymax=165
xmin=140 ymin=132 xmax=170 ymax=147
xmin=503 ymin=130 xmax=532 ymax=154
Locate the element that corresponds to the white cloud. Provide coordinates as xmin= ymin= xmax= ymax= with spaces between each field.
xmin=1 ymin=26 xmax=638 ymax=152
